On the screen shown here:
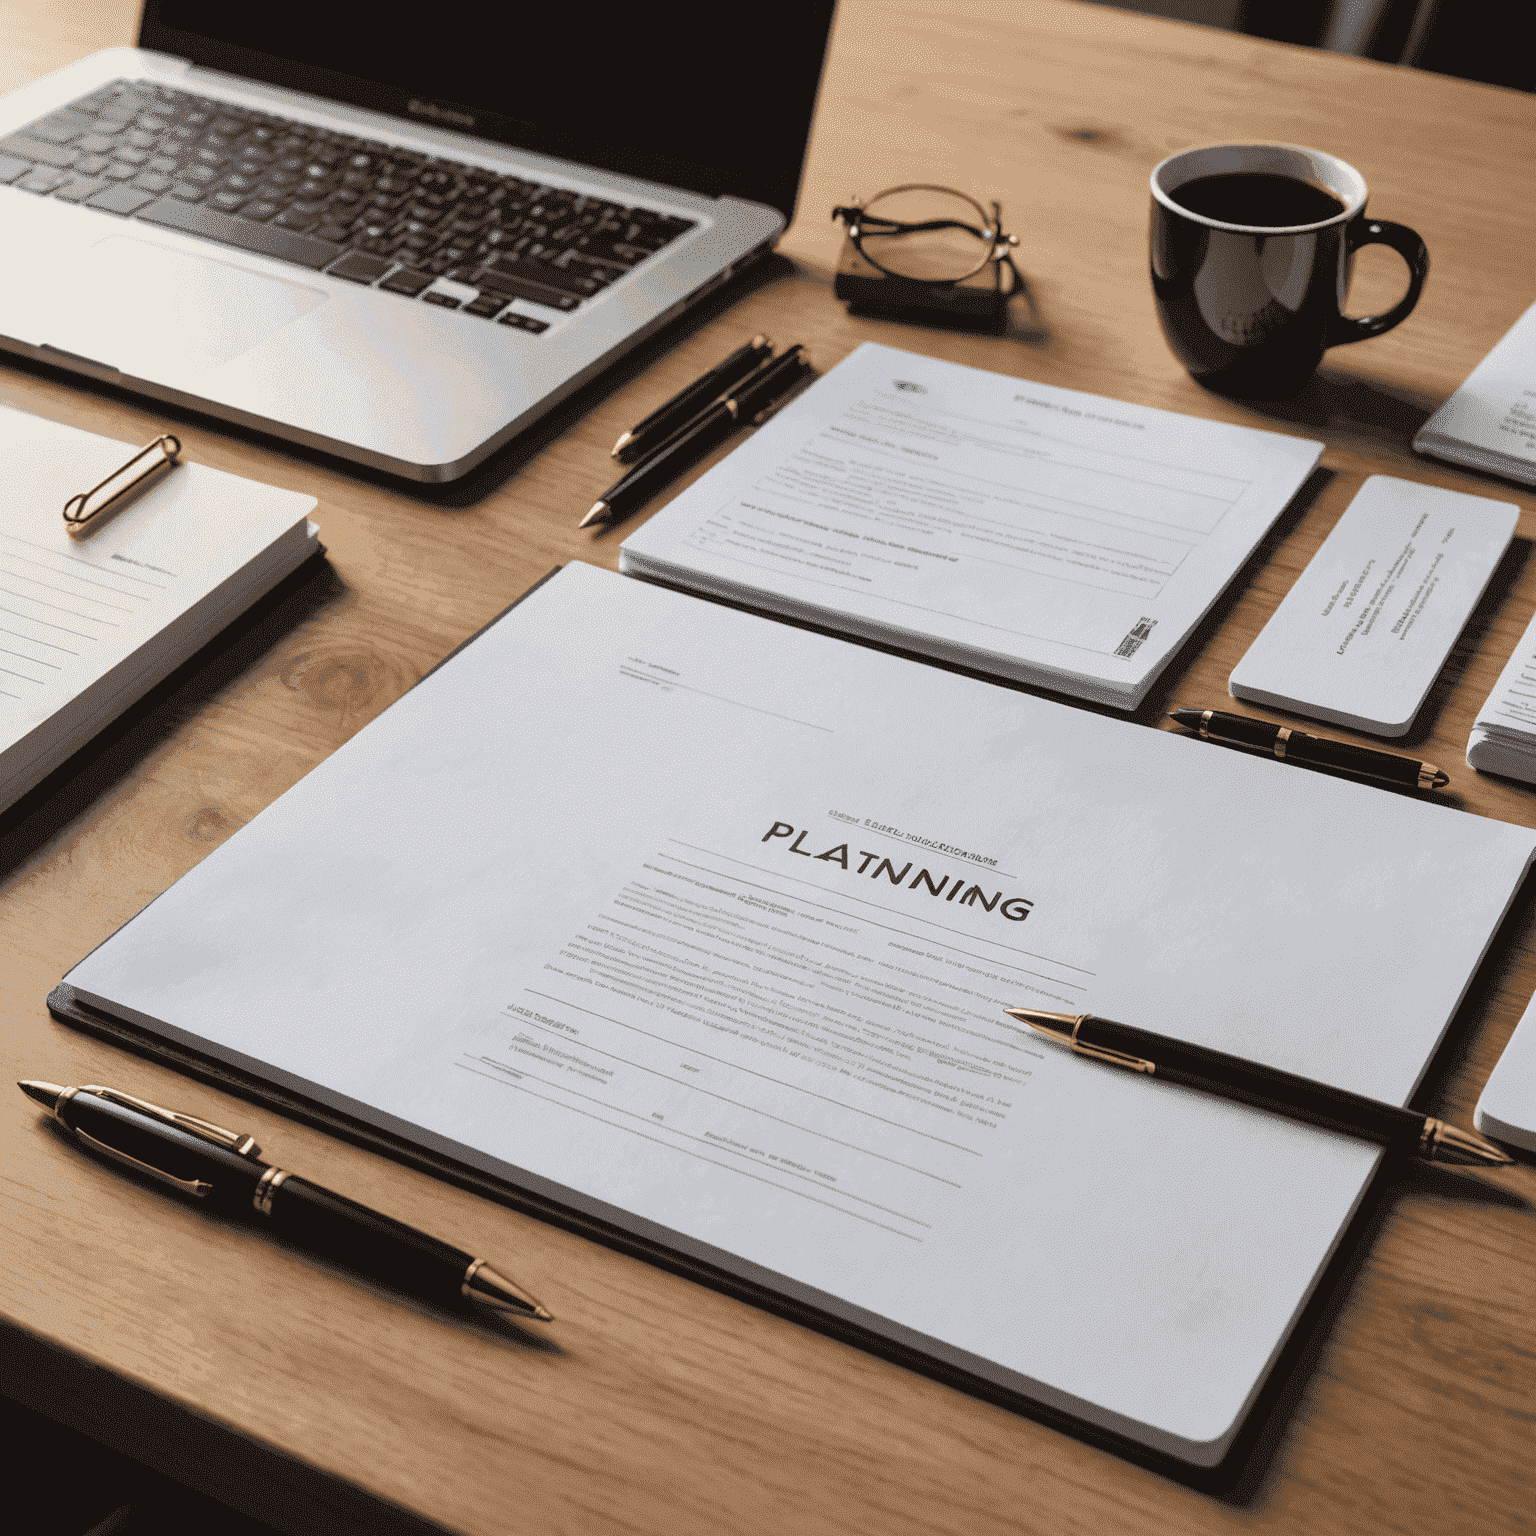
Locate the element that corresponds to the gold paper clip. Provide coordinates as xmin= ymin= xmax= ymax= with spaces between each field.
xmin=62 ymin=433 xmax=181 ymax=539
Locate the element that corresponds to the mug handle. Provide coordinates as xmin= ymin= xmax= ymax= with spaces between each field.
xmin=1328 ymin=219 xmax=1429 ymax=345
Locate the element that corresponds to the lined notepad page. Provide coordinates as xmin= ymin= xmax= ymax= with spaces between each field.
xmin=0 ymin=407 xmax=316 ymax=786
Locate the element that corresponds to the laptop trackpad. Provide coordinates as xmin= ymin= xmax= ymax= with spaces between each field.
xmin=41 ymin=237 xmax=329 ymax=374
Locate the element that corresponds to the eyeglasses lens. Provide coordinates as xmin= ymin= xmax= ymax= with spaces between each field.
xmin=857 ymin=187 xmax=993 ymax=282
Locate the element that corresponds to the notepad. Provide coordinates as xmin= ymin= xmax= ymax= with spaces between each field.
xmin=619 ymin=343 xmax=1323 ymax=708
xmin=0 ymin=406 xmax=319 ymax=813
xmin=1414 ymin=302 xmax=1536 ymax=487
xmin=1466 ymin=604 xmax=1536 ymax=782
xmin=55 ymin=563 xmax=1536 ymax=1467
xmin=1229 ymin=476 xmax=1518 ymax=736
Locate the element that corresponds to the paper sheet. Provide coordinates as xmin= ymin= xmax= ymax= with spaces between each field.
xmin=620 ymin=343 xmax=1322 ymax=705
xmin=65 ymin=564 xmax=1536 ymax=1463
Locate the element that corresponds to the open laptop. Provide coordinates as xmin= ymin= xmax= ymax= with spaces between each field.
xmin=0 ymin=3 xmax=836 ymax=481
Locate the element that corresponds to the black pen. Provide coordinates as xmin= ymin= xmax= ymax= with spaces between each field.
xmin=19 ymin=1080 xmax=554 ymax=1321
xmin=581 ymin=346 xmax=814 ymax=530
xmin=1168 ymin=707 xmax=1449 ymax=790
xmin=1003 ymin=1009 xmax=1512 ymax=1166
xmin=611 ymin=333 xmax=774 ymax=462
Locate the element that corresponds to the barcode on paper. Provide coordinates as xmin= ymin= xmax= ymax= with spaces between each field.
xmin=1114 ymin=617 xmax=1158 ymax=658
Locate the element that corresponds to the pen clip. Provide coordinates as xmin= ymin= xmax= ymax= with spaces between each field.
xmin=62 ymin=434 xmax=181 ymax=539
xmin=70 ymin=1122 xmax=216 ymax=1198
xmin=73 ymin=1084 xmax=263 ymax=1158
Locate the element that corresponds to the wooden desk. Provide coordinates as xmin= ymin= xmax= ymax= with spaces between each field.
xmin=3 ymin=3 xmax=1533 ymax=1532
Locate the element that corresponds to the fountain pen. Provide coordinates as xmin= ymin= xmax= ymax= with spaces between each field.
xmin=1002 ymin=1011 xmax=1512 ymax=1166
xmin=18 ymin=1080 xmax=553 ymax=1321
xmin=1168 ymin=707 xmax=1449 ymax=790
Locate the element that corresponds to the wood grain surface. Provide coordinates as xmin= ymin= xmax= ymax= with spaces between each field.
xmin=3 ymin=3 xmax=1533 ymax=1534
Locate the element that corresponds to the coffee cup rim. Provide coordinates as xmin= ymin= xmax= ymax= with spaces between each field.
xmin=1151 ymin=143 xmax=1367 ymax=234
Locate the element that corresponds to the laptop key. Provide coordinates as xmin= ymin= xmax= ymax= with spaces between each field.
xmin=133 ymin=198 xmax=344 ymax=269
xmin=28 ymin=113 xmax=94 ymax=144
xmin=463 ymin=293 xmax=506 ymax=318
xmin=132 ymin=173 xmax=174 ymax=194
xmin=497 ymin=311 xmax=549 ymax=334
xmin=0 ymin=153 xmax=31 ymax=183
xmin=53 ymin=175 xmax=111 ymax=203
xmin=16 ymin=168 xmax=70 ymax=193
xmin=103 ymin=164 xmax=137 ymax=180
xmin=473 ymin=269 xmax=582 ymax=311
xmin=170 ymin=183 xmax=207 ymax=201
xmin=328 ymin=251 xmax=391 ymax=283
xmin=421 ymin=291 xmax=461 ymax=310
xmin=85 ymin=184 xmax=158 ymax=215
xmin=379 ymin=267 xmax=434 ymax=296
xmin=1 ymin=135 xmax=78 ymax=168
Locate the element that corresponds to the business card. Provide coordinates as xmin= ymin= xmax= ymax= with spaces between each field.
xmin=1230 ymin=476 xmax=1519 ymax=736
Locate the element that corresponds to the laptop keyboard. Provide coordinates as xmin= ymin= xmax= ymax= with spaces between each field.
xmin=0 ymin=80 xmax=698 ymax=334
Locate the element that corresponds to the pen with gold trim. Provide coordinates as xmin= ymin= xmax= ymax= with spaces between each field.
xmin=582 ymin=346 xmax=813 ymax=530
xmin=1003 ymin=1010 xmax=1511 ymax=1165
xmin=611 ymin=333 xmax=774 ymax=462
xmin=1168 ymin=707 xmax=1448 ymax=790
xmin=18 ymin=1080 xmax=553 ymax=1321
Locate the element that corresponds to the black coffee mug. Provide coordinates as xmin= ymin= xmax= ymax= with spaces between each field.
xmin=1149 ymin=143 xmax=1428 ymax=398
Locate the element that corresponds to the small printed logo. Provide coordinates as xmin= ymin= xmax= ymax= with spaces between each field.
xmin=892 ymin=379 xmax=928 ymax=394
xmin=407 ymin=97 xmax=476 ymax=129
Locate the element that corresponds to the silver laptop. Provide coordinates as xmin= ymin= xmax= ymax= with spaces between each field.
xmin=0 ymin=3 xmax=836 ymax=481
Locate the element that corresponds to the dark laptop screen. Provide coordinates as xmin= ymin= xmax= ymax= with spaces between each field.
xmin=138 ymin=3 xmax=837 ymax=221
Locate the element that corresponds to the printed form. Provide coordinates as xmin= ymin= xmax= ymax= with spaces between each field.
xmin=621 ymin=344 xmax=1322 ymax=704
xmin=65 ymin=565 xmax=1535 ymax=1463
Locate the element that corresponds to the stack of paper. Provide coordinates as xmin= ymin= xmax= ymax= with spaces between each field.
xmin=620 ymin=343 xmax=1322 ymax=708
xmin=1467 ymin=605 xmax=1536 ymax=781
xmin=1414 ymin=302 xmax=1536 ymax=487
xmin=1 ymin=406 xmax=319 ymax=813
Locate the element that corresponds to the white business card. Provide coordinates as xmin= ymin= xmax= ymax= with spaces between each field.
xmin=1230 ymin=476 xmax=1519 ymax=736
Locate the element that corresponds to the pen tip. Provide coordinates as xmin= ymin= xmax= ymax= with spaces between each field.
xmin=578 ymin=502 xmax=610 ymax=530
xmin=1002 ymin=1008 xmax=1082 ymax=1044
xmin=610 ymin=432 xmax=632 ymax=458
xmin=18 ymin=1080 xmax=65 ymax=1111
xmin=464 ymin=1260 xmax=554 ymax=1321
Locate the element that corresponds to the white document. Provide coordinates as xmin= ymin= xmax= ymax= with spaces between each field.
xmin=1467 ymin=604 xmax=1536 ymax=781
xmin=1415 ymin=301 xmax=1536 ymax=487
xmin=1475 ymin=990 xmax=1536 ymax=1154
xmin=620 ymin=342 xmax=1322 ymax=707
xmin=63 ymin=564 xmax=1535 ymax=1466
xmin=0 ymin=406 xmax=318 ymax=808
xmin=1229 ymin=476 xmax=1518 ymax=735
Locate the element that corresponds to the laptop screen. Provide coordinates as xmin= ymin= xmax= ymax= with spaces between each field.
xmin=138 ymin=2 xmax=838 ymax=221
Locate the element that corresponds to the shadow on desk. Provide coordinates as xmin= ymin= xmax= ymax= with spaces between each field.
xmin=0 ymin=552 xmax=341 ymax=882
xmin=3 ymin=1391 xmax=284 ymax=1536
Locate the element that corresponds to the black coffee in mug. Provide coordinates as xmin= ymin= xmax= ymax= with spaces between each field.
xmin=1170 ymin=172 xmax=1346 ymax=228
xmin=1149 ymin=144 xmax=1429 ymax=397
